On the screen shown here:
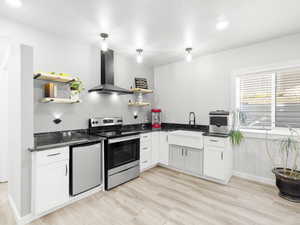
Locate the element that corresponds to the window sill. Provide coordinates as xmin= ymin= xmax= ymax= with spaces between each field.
xmin=240 ymin=128 xmax=296 ymax=139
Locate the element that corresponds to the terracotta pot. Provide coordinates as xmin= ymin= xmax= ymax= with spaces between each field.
xmin=273 ymin=168 xmax=300 ymax=203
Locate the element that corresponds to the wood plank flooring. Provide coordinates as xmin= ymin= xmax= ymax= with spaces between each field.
xmin=1 ymin=166 xmax=300 ymax=225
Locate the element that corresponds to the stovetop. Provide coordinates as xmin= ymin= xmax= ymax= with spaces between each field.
xmin=92 ymin=130 xmax=141 ymax=138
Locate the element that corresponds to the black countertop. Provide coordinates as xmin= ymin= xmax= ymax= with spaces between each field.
xmin=30 ymin=130 xmax=106 ymax=152
xmin=31 ymin=123 xmax=210 ymax=152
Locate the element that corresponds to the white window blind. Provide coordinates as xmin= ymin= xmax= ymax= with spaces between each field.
xmin=239 ymin=73 xmax=273 ymax=129
xmin=276 ymin=70 xmax=300 ymax=128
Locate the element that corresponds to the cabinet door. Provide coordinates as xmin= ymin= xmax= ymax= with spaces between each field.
xmin=35 ymin=160 xmax=69 ymax=214
xmin=151 ymin=132 xmax=159 ymax=165
xmin=204 ymin=146 xmax=225 ymax=180
xmin=159 ymin=132 xmax=169 ymax=165
xmin=185 ymin=148 xmax=203 ymax=175
xmin=169 ymin=145 xmax=185 ymax=170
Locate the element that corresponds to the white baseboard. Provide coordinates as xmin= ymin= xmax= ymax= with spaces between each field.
xmin=233 ymin=171 xmax=275 ymax=186
xmin=9 ymin=186 xmax=103 ymax=225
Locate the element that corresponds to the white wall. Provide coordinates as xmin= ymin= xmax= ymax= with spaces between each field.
xmin=0 ymin=38 xmax=9 ymax=182
xmin=0 ymin=16 xmax=154 ymax=133
xmin=154 ymin=33 xmax=300 ymax=125
xmin=154 ymin=33 xmax=300 ymax=183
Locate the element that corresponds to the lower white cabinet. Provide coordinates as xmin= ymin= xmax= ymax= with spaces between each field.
xmin=159 ymin=131 xmax=169 ymax=165
xmin=203 ymin=136 xmax=232 ymax=183
xmin=169 ymin=145 xmax=203 ymax=176
xmin=32 ymin=147 xmax=70 ymax=214
xmin=140 ymin=133 xmax=153 ymax=171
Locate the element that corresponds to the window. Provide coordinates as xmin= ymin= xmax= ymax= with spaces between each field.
xmin=237 ymin=68 xmax=300 ymax=129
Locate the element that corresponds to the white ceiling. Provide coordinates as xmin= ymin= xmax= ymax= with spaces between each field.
xmin=1 ymin=0 xmax=300 ymax=66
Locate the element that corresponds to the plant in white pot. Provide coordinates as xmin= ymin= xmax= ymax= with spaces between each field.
xmin=69 ymin=78 xmax=84 ymax=101
xmin=265 ymin=127 xmax=300 ymax=202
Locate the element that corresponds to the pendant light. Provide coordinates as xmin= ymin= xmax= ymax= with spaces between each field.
xmin=136 ymin=49 xmax=143 ymax=64
xmin=185 ymin=48 xmax=192 ymax=62
xmin=100 ymin=33 xmax=109 ymax=52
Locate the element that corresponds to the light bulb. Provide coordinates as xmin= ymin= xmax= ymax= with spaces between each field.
xmin=216 ymin=20 xmax=229 ymax=31
xmin=100 ymin=33 xmax=109 ymax=52
xmin=185 ymin=48 xmax=192 ymax=62
xmin=136 ymin=49 xmax=143 ymax=64
xmin=5 ymin=0 xmax=22 ymax=8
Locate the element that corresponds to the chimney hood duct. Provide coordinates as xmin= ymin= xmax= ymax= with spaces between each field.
xmin=88 ymin=49 xmax=133 ymax=94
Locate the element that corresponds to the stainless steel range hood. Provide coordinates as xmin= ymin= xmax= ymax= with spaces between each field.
xmin=88 ymin=49 xmax=133 ymax=94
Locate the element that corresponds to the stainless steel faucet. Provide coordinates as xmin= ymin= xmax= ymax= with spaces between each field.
xmin=189 ymin=112 xmax=196 ymax=126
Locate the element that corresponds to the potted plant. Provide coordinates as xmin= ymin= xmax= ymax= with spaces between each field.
xmin=69 ymin=78 xmax=84 ymax=101
xmin=265 ymin=127 xmax=300 ymax=202
xmin=229 ymin=110 xmax=244 ymax=145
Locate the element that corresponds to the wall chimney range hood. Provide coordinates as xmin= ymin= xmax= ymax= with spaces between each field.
xmin=88 ymin=49 xmax=133 ymax=94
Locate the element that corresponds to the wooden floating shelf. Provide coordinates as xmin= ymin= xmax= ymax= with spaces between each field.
xmin=130 ymin=88 xmax=153 ymax=94
xmin=34 ymin=73 xmax=76 ymax=83
xmin=40 ymin=98 xmax=82 ymax=104
xmin=128 ymin=102 xmax=151 ymax=107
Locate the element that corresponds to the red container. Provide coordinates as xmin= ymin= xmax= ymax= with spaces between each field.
xmin=151 ymin=109 xmax=162 ymax=129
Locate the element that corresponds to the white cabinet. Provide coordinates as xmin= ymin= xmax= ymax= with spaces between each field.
xmin=32 ymin=147 xmax=70 ymax=214
xmin=151 ymin=132 xmax=159 ymax=165
xmin=185 ymin=148 xmax=203 ymax=175
xmin=169 ymin=145 xmax=203 ymax=176
xmin=159 ymin=131 xmax=169 ymax=165
xmin=140 ymin=133 xmax=153 ymax=171
xmin=203 ymin=136 xmax=232 ymax=183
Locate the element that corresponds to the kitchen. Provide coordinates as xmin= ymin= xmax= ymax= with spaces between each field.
xmin=1 ymin=1 xmax=300 ymax=225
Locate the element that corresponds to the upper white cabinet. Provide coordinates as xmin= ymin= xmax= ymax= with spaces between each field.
xmin=159 ymin=131 xmax=169 ymax=165
xmin=203 ymin=136 xmax=232 ymax=183
xmin=32 ymin=147 xmax=70 ymax=214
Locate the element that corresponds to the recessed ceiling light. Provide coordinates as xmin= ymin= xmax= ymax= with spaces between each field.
xmin=185 ymin=48 xmax=192 ymax=62
xmin=216 ymin=20 xmax=229 ymax=31
xmin=136 ymin=49 xmax=143 ymax=64
xmin=100 ymin=33 xmax=109 ymax=52
xmin=5 ymin=0 xmax=22 ymax=8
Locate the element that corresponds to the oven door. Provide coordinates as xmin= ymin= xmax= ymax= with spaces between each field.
xmin=106 ymin=135 xmax=140 ymax=170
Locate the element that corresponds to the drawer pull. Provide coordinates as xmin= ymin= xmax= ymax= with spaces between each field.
xmin=47 ymin=153 xmax=61 ymax=157
xmin=209 ymin=139 xmax=218 ymax=142
xmin=142 ymin=147 xmax=148 ymax=150
xmin=142 ymin=160 xmax=148 ymax=163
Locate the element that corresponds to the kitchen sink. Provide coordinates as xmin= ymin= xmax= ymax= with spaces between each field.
xmin=168 ymin=130 xmax=204 ymax=149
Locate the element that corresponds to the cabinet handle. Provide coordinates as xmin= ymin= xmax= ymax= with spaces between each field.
xmin=47 ymin=153 xmax=61 ymax=157
xmin=221 ymin=152 xmax=223 ymax=160
xmin=210 ymin=139 xmax=218 ymax=142
xmin=142 ymin=147 xmax=148 ymax=150
xmin=143 ymin=160 xmax=148 ymax=163
xmin=185 ymin=149 xmax=188 ymax=156
xmin=181 ymin=149 xmax=183 ymax=156
xmin=65 ymin=164 xmax=68 ymax=176
xmin=166 ymin=135 xmax=168 ymax=142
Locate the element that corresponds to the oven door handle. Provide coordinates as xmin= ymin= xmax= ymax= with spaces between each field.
xmin=108 ymin=135 xmax=140 ymax=144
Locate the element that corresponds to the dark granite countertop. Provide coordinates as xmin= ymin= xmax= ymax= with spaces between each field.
xmin=30 ymin=130 xmax=106 ymax=152
xmin=30 ymin=123 xmax=209 ymax=152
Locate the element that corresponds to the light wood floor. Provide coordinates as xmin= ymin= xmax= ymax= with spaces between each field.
xmin=1 ymin=166 xmax=300 ymax=225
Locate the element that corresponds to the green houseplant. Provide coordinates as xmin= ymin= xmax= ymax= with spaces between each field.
xmin=229 ymin=110 xmax=244 ymax=145
xmin=265 ymin=127 xmax=300 ymax=202
xmin=69 ymin=78 xmax=84 ymax=100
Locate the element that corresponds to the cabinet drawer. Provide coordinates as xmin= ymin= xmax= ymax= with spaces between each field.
xmin=204 ymin=137 xmax=226 ymax=148
xmin=36 ymin=147 xmax=69 ymax=166
xmin=140 ymin=133 xmax=151 ymax=142
xmin=140 ymin=149 xmax=151 ymax=169
xmin=140 ymin=143 xmax=152 ymax=151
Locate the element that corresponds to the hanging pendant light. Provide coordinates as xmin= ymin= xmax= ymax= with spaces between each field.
xmin=100 ymin=33 xmax=109 ymax=52
xmin=136 ymin=49 xmax=143 ymax=64
xmin=185 ymin=48 xmax=192 ymax=62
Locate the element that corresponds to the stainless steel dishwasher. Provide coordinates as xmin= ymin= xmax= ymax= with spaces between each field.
xmin=70 ymin=142 xmax=102 ymax=196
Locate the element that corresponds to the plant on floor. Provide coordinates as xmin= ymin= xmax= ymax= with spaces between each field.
xmin=265 ymin=126 xmax=300 ymax=202
xmin=229 ymin=110 xmax=244 ymax=145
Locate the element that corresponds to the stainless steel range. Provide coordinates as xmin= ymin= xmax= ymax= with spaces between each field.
xmin=89 ymin=117 xmax=140 ymax=190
